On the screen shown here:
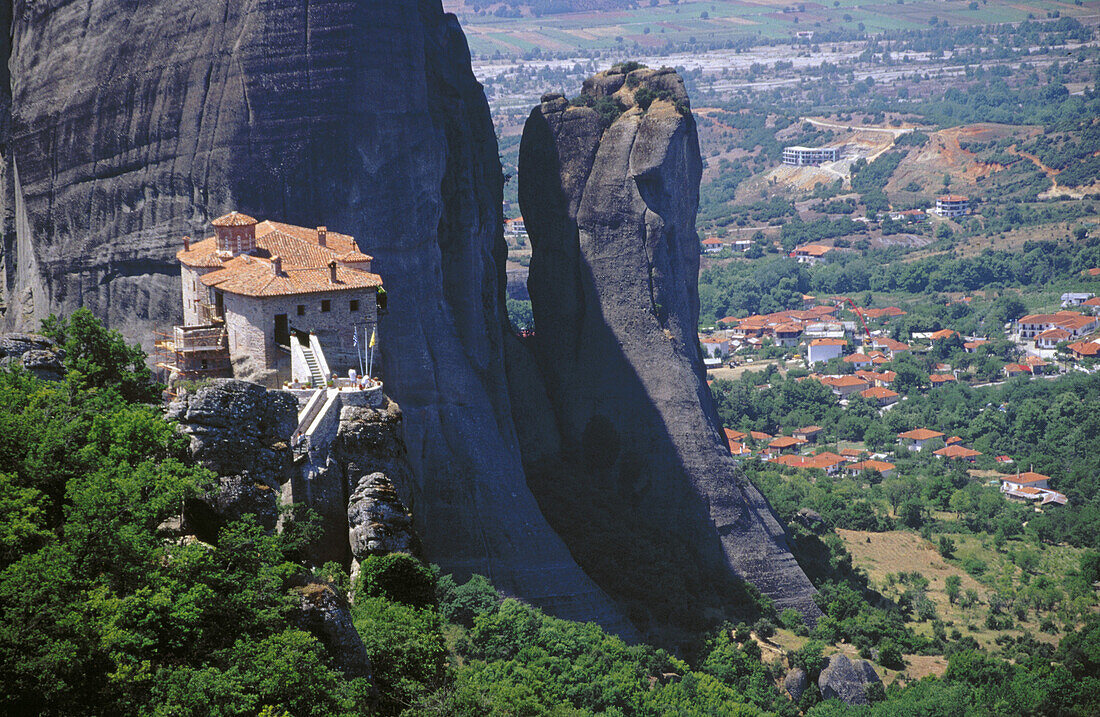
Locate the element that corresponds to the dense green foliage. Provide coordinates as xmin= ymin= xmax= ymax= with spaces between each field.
xmin=0 ymin=316 xmax=373 ymax=715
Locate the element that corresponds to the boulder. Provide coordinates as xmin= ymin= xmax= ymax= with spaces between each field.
xmin=348 ymin=472 xmax=420 ymax=584
xmin=292 ymin=580 xmax=374 ymax=682
xmin=818 ymin=653 xmax=881 ymax=706
xmin=167 ymin=379 xmax=296 ymax=539
xmin=0 ymin=333 xmax=64 ymax=380
xmin=795 ymin=508 xmax=826 ymax=532
xmin=784 ymin=667 xmax=808 ymax=702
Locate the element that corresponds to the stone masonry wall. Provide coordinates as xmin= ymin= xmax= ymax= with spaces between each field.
xmin=222 ymin=287 xmax=379 ymax=383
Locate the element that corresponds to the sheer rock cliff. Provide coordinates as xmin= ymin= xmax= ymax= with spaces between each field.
xmin=0 ymin=0 xmax=631 ymax=634
xmin=516 ymin=67 xmax=821 ymax=633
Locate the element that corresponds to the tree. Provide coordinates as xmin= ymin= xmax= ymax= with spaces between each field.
xmin=40 ymin=308 xmax=160 ymax=403
xmin=945 ymin=575 xmax=962 ymax=604
xmin=356 ymin=553 xmax=437 ymax=609
xmin=938 ymin=536 xmax=957 ymax=558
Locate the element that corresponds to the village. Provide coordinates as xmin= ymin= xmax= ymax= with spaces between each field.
xmin=695 ymin=253 xmax=1100 ymax=517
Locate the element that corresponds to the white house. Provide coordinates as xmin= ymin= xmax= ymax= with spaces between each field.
xmin=1062 ymin=292 xmax=1095 ymax=308
xmin=807 ymin=338 xmax=846 ymax=364
xmin=700 ymin=336 xmax=730 ymax=358
xmin=898 ymin=428 xmax=944 ymax=451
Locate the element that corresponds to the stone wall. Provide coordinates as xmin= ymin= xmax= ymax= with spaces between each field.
xmin=220 ymin=286 xmax=379 ymax=383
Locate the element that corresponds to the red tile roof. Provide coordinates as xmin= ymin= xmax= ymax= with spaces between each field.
xmin=769 ymin=436 xmax=806 ymax=449
xmin=1007 ymin=471 xmax=1050 ymax=484
xmin=860 ymin=386 xmax=899 ymax=400
xmin=750 ymin=431 xmax=772 ymax=441
xmin=211 ymin=211 xmax=258 ymax=227
xmin=724 ymin=428 xmax=748 ymax=442
xmin=821 ymin=375 xmax=869 ymax=388
xmin=930 ymin=373 xmax=957 ymax=384
xmin=929 ymin=329 xmax=958 ymax=340
xmin=1069 ymin=341 xmax=1100 ymax=357
xmin=848 ymin=460 xmax=895 ymax=473
xmin=899 ymin=428 xmax=944 ymax=441
xmin=934 ymin=444 xmax=982 ymax=459
xmin=179 ymin=217 xmax=381 ymax=298
xmin=811 ymin=338 xmax=848 ymax=346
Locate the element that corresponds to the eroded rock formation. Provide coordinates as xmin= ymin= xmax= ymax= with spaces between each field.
xmin=516 ymin=66 xmax=820 ymax=635
xmin=818 ymin=654 xmax=881 ymax=706
xmin=166 ymin=379 xmax=296 ymax=539
xmin=0 ymin=0 xmax=629 ymax=634
xmin=347 ymin=472 xmax=420 ymax=586
xmin=0 ymin=332 xmax=64 ymax=380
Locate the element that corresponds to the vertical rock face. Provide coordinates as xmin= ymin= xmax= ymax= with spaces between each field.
xmin=517 ymin=67 xmax=820 ymax=636
xmin=0 ymin=0 xmax=631 ymax=634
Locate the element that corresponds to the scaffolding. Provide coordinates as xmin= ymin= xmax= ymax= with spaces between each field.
xmin=154 ymin=324 xmax=232 ymax=386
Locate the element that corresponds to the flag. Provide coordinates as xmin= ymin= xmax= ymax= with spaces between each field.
xmin=369 ymin=328 xmax=376 ymax=348
xmin=352 ymin=328 xmax=359 ymax=347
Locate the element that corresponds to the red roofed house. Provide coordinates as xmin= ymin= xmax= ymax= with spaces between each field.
xmin=899 ymin=428 xmax=945 ymax=451
xmin=1082 ymin=296 xmax=1100 ymax=315
xmin=1004 ymin=363 xmax=1031 ymax=378
xmin=1024 ymin=356 xmax=1052 ymax=375
xmin=1036 ymin=328 xmax=1071 ymax=349
xmin=842 ymin=353 xmax=873 ymax=369
xmin=768 ymin=435 xmax=807 ymax=454
xmin=929 ymin=329 xmax=958 ymax=341
xmin=750 ymin=431 xmax=773 ymax=442
xmin=793 ymin=426 xmax=825 ymax=443
xmin=791 ymin=244 xmax=833 ymax=265
xmin=1068 ymin=341 xmax=1100 ymax=360
xmin=700 ymin=336 xmax=731 ymax=358
xmin=821 ymin=375 xmax=870 ymax=398
xmin=728 ymin=442 xmax=751 ymax=457
xmin=934 ymin=444 xmax=982 ymax=461
xmin=964 ymin=339 xmax=988 ymax=352
xmin=808 ymin=338 xmax=847 ymax=364
xmin=774 ymin=323 xmax=804 ymax=347
xmin=1002 ymin=471 xmax=1051 ymax=490
xmin=1000 ymin=471 xmax=1067 ymax=507
xmin=701 ymin=237 xmax=725 ymax=254
xmin=771 ymin=452 xmax=846 ymax=474
xmin=173 ymin=212 xmax=383 ymax=386
xmin=860 ymin=386 xmax=899 ymax=407
xmin=930 ymin=373 xmax=957 ymax=386
xmin=996 ymin=455 xmax=1014 ymax=465
xmin=1086 ymin=268 xmax=1100 ymax=277
xmin=846 ymin=460 xmax=896 ymax=478
xmin=1017 ymin=311 xmax=1098 ymax=342
xmin=870 ymin=337 xmax=912 ymax=355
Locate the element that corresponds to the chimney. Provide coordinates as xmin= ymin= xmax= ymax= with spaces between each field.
xmin=272 ymin=255 xmax=282 ymax=276
xmin=317 ymin=226 xmax=327 ymax=247
xmin=329 ymin=260 xmax=338 ymax=284
xmin=183 ymin=235 xmax=191 ymax=251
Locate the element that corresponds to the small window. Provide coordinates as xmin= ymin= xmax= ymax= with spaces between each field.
xmin=321 ymin=300 xmax=331 ymax=313
xmin=350 ymin=299 xmax=360 ymax=312
xmin=297 ymin=304 xmax=305 ymax=316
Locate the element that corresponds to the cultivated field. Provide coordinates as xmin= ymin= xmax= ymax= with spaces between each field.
xmin=445 ymin=0 xmax=1099 ymax=57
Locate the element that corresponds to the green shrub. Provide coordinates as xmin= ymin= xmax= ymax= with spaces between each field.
xmin=355 ymin=553 xmax=437 ymax=609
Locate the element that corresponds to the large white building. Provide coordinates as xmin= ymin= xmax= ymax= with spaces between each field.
xmin=168 ymin=212 xmax=383 ymax=387
xmin=935 ymin=195 xmax=969 ymax=217
xmin=807 ymin=337 xmax=846 ymax=364
xmin=783 ymin=146 xmax=839 ymax=166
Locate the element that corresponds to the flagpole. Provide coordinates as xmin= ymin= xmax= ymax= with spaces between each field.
xmin=357 ymin=326 xmax=365 ymax=377
xmin=368 ymin=327 xmax=376 ymax=380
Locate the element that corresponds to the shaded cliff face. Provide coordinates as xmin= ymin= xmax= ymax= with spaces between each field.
xmin=0 ymin=0 xmax=631 ymax=634
xmin=517 ymin=67 xmax=820 ymax=638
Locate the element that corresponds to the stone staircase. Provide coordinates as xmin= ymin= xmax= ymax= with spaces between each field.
xmin=301 ymin=345 xmax=326 ymax=386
